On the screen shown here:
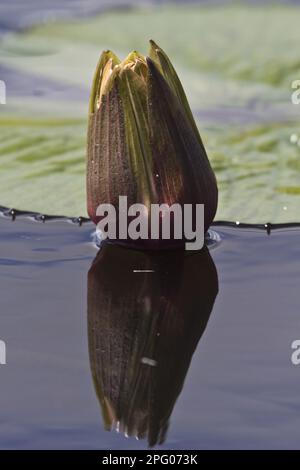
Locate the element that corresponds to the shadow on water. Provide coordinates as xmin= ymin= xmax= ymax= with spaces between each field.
xmin=87 ymin=244 xmax=218 ymax=447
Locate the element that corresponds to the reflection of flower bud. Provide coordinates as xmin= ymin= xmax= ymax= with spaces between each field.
xmin=87 ymin=245 xmax=218 ymax=447
xmin=87 ymin=41 xmax=218 ymax=247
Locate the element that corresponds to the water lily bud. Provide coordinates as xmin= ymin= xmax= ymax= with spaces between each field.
xmin=87 ymin=41 xmax=218 ymax=248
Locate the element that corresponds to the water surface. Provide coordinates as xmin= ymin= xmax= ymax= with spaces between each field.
xmin=1 ymin=215 xmax=300 ymax=449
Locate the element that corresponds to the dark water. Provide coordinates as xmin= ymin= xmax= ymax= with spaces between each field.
xmin=0 ymin=215 xmax=300 ymax=449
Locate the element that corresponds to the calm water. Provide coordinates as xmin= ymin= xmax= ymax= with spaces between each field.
xmin=1 ymin=215 xmax=300 ymax=449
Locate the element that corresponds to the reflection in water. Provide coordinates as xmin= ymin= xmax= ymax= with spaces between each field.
xmin=87 ymin=245 xmax=218 ymax=447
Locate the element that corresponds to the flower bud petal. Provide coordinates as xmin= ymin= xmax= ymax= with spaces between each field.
xmin=89 ymin=50 xmax=120 ymax=114
xmin=149 ymin=40 xmax=205 ymax=149
xmin=146 ymin=57 xmax=218 ymax=232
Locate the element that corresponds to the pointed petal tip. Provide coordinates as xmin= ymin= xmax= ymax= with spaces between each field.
xmin=149 ymin=39 xmax=160 ymax=59
xmin=100 ymin=50 xmax=120 ymax=65
xmin=149 ymin=39 xmax=159 ymax=49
